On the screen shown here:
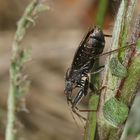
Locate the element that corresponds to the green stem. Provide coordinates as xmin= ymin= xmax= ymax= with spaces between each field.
xmin=84 ymin=1 xmax=109 ymax=140
xmin=5 ymin=1 xmax=48 ymax=139
xmin=6 ymin=85 xmax=16 ymax=140
xmin=97 ymin=0 xmax=137 ymax=140
xmin=96 ymin=0 xmax=109 ymax=28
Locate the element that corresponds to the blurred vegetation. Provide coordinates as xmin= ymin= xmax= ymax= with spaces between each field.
xmin=6 ymin=1 xmax=49 ymax=140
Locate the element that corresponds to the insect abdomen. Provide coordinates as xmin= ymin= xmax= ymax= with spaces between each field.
xmin=72 ymin=27 xmax=105 ymax=71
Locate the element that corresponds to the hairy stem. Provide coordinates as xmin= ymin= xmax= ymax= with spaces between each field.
xmin=97 ymin=0 xmax=138 ymax=140
xmin=5 ymin=1 xmax=48 ymax=140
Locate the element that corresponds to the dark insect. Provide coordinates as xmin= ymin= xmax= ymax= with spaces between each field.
xmin=64 ymin=26 xmax=106 ymax=119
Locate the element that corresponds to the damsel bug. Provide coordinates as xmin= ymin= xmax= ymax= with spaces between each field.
xmin=64 ymin=26 xmax=137 ymax=119
xmin=64 ymin=26 xmax=108 ymax=119
xmin=64 ymin=14 xmax=140 ymax=121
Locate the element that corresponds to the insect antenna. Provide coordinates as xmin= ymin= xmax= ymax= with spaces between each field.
xmin=72 ymin=107 xmax=87 ymax=121
xmin=67 ymin=97 xmax=87 ymax=121
xmin=68 ymin=105 xmax=85 ymax=131
xmin=95 ymin=42 xmax=136 ymax=58
xmin=69 ymin=106 xmax=80 ymax=128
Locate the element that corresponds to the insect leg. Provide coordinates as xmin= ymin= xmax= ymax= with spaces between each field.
xmin=72 ymin=88 xmax=84 ymax=108
xmin=104 ymin=34 xmax=112 ymax=38
xmin=67 ymin=79 xmax=88 ymax=120
xmin=90 ymin=65 xmax=104 ymax=75
xmin=89 ymin=65 xmax=105 ymax=92
xmin=72 ymin=77 xmax=89 ymax=108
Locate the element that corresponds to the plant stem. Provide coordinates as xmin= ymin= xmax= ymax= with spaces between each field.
xmin=84 ymin=1 xmax=109 ymax=140
xmin=95 ymin=0 xmax=109 ymax=28
xmin=5 ymin=1 xmax=48 ymax=140
xmin=97 ymin=0 xmax=138 ymax=140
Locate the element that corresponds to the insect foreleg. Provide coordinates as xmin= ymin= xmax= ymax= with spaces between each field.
xmin=72 ymin=77 xmax=89 ymax=108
